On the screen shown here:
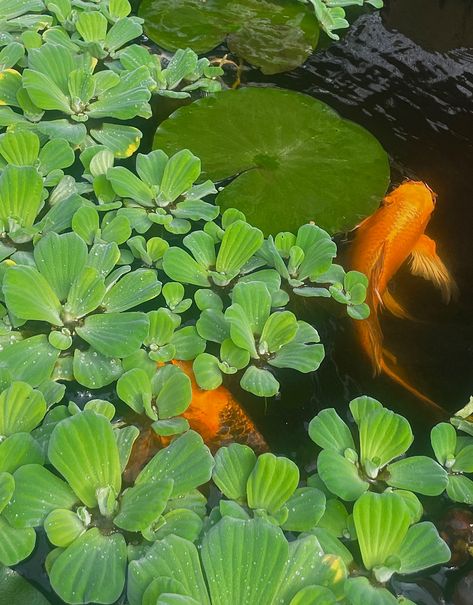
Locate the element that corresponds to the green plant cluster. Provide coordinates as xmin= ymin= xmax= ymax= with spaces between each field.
xmin=300 ymin=0 xmax=384 ymax=40
xmin=2 ymin=388 xmax=470 ymax=605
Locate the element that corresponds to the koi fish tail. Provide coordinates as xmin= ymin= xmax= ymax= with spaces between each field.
xmin=379 ymin=354 xmax=447 ymax=418
xmin=355 ymin=309 xmax=384 ymax=376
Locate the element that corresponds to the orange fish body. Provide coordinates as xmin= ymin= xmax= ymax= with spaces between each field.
xmin=125 ymin=361 xmax=267 ymax=481
xmin=350 ymin=181 xmax=456 ymax=409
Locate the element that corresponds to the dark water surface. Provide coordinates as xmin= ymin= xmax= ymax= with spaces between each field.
xmin=17 ymin=1 xmax=473 ymax=603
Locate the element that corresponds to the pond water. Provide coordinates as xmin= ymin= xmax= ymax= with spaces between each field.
xmin=16 ymin=1 xmax=473 ymax=603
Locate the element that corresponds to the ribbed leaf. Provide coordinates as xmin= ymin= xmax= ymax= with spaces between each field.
xmin=117 ymin=368 xmax=151 ymax=414
xmin=160 ymin=149 xmax=200 ymax=201
xmin=446 ymin=474 xmax=473 ymax=504
xmin=76 ymin=11 xmax=108 ymax=42
xmin=288 ymin=586 xmax=337 ymax=605
xmin=0 ymin=516 xmax=35 ymax=566
xmin=102 ymin=269 xmax=161 ymax=312
xmin=231 ymin=280 xmax=271 ymax=335
xmin=349 ymin=396 xmax=383 ymax=425
xmin=0 ymin=165 xmax=43 ymax=227
xmin=0 ymin=68 xmax=22 ymax=107
xmin=213 ymin=444 xmax=257 ymax=502
xmin=246 ymin=452 xmax=299 ymax=514
xmin=3 ymin=266 xmax=63 ymax=325
xmin=0 ymin=433 xmax=44 ymax=474
xmin=72 ymin=206 xmax=100 ymax=244
xmin=114 ymin=479 xmax=173 ymax=532
xmin=202 ymin=517 xmax=288 ymax=605
xmin=44 ymin=508 xmax=86 ymax=547
xmin=38 ymin=138 xmax=74 ymax=174
xmin=49 ymin=528 xmax=127 ymax=605
xmin=260 ymin=311 xmax=298 ymax=353
xmin=225 ymin=304 xmax=257 ymax=358
xmin=192 ymin=353 xmax=222 ymax=390
xmin=397 ymin=522 xmax=451 ymax=574
xmin=216 ymin=220 xmax=263 ymax=274
xmin=127 ymin=534 xmax=210 ymax=605
xmin=22 ymin=69 xmax=71 ymax=113
xmin=0 ymin=335 xmax=59 ymax=387
xmin=240 ymin=366 xmax=279 ymax=397
xmin=87 ymin=241 xmax=120 ymax=277
xmin=359 ymin=407 xmax=413 ymax=468
xmin=73 ymin=348 xmax=123 ymax=388
xmin=0 ymin=381 xmax=46 ymax=436
xmin=353 ymin=492 xmax=410 ymax=570
xmin=269 ymin=339 xmax=325 ymax=373
xmin=386 ymin=456 xmax=448 ymax=496
xmin=452 ymin=443 xmax=473 ymax=473
xmin=65 ymin=267 xmax=106 ymax=318
xmin=0 ymin=567 xmax=52 ymax=605
xmin=0 ymin=130 xmax=39 ymax=165
xmin=0 ymin=472 xmax=14 ymax=514
xmin=107 ymin=166 xmax=154 ymax=204
xmin=34 ymin=232 xmax=88 ymax=302
xmin=152 ymin=364 xmax=192 ymax=418
xmin=163 ymin=247 xmax=210 ymax=286
xmin=153 ymin=508 xmax=203 ymax=542
xmin=48 ymin=411 xmax=122 ymax=508
xmin=282 ymin=487 xmax=326 ymax=532
xmin=183 ymin=231 xmax=216 ymax=268
xmin=344 ymin=577 xmax=398 ymax=605
xmin=430 ymin=422 xmax=457 ymax=466
xmin=5 ymin=464 xmax=77 ymax=528
xmin=136 ymin=430 xmax=213 ymax=497
xmin=76 ymin=312 xmax=149 ymax=357
xmin=317 ymin=449 xmax=368 ymax=501
xmin=308 ymin=408 xmax=355 ymax=453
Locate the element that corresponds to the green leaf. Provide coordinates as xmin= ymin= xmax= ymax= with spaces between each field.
xmin=153 ymin=88 xmax=389 ymax=235
xmin=48 ymin=410 xmax=122 ymax=508
xmin=0 ymin=381 xmax=46 ymax=436
xmin=397 ymin=522 xmax=451 ymax=574
xmin=152 ymin=508 xmax=203 ymax=542
xmin=0 ymin=131 xmax=39 ymax=166
xmin=39 ymin=138 xmax=75 ymax=174
xmin=76 ymin=312 xmax=149 ymax=357
xmin=316 ymin=498 xmax=350 ymax=538
xmin=446 ymin=474 xmax=473 ymax=504
xmin=317 ymin=449 xmax=369 ymax=501
xmin=140 ymin=0 xmax=319 ymax=74
xmin=192 ymin=353 xmax=222 ymax=390
xmin=5 ymin=464 xmax=77 ymax=528
xmin=0 ymin=335 xmax=59 ymax=387
xmin=65 ymin=267 xmax=106 ymax=318
xmin=0 ymin=471 xmax=14 ymax=513
xmin=0 ymin=516 xmax=36 ymax=566
xmin=3 ymin=265 xmax=63 ymax=325
xmin=114 ymin=479 xmax=173 ymax=532
xmin=117 ymin=368 xmax=151 ymax=414
xmin=344 ymin=577 xmax=398 ymax=605
xmin=152 ymin=417 xmax=190 ymax=437
xmin=34 ymin=232 xmax=88 ymax=302
xmin=260 ymin=311 xmax=298 ymax=353
xmin=160 ymin=149 xmax=201 ymax=201
xmin=0 ymin=433 xmax=44 ymax=473
xmin=44 ymin=508 xmax=86 ymax=547
xmin=213 ymin=443 xmax=257 ymax=502
xmin=102 ymin=269 xmax=161 ymax=312
xmin=163 ymin=247 xmax=210 ymax=287
xmin=282 ymin=487 xmax=326 ymax=532
xmin=386 ymin=456 xmax=448 ymax=496
xmin=349 ymin=395 xmax=383 ymax=425
xmin=201 ymin=517 xmax=288 ymax=605
xmin=73 ymin=348 xmax=123 ymax=388
xmin=152 ymin=364 xmax=192 ymax=419
xmin=128 ymin=535 xmax=210 ymax=605
xmin=240 ymin=366 xmax=279 ymax=397
xmin=288 ymin=586 xmax=336 ymax=605
xmin=49 ymin=528 xmax=127 ymax=605
xmin=0 ymin=567 xmax=52 ymax=605
xmin=246 ymin=452 xmax=299 ymax=514
xmin=216 ymin=220 xmax=263 ymax=275
xmin=452 ymin=444 xmax=473 ymax=473
xmin=76 ymin=11 xmax=108 ymax=42
xmin=22 ymin=69 xmax=72 ymax=113
xmin=115 ymin=425 xmax=140 ymax=472
xmin=136 ymin=430 xmax=214 ymax=496
xmin=308 ymin=408 xmax=355 ymax=454
xmin=353 ymin=492 xmax=410 ymax=570
xmin=359 ymin=407 xmax=413 ymax=470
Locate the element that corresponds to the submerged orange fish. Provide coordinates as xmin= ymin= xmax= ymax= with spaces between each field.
xmin=350 ymin=180 xmax=457 ymax=411
xmin=124 ymin=360 xmax=267 ymax=481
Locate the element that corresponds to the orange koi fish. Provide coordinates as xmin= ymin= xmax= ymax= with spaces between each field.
xmin=350 ymin=180 xmax=457 ymax=411
xmin=124 ymin=360 xmax=267 ymax=481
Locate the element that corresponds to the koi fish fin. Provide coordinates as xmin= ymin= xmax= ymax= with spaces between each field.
xmin=409 ymin=235 xmax=458 ymax=303
xmin=355 ymin=243 xmax=386 ymax=376
xmin=381 ymin=289 xmax=415 ymax=321
xmin=380 ymin=355 xmax=448 ymax=419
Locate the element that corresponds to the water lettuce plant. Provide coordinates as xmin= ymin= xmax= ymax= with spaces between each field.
xmin=301 ymin=0 xmax=383 ymax=40
xmin=309 ymin=396 xmax=448 ymax=500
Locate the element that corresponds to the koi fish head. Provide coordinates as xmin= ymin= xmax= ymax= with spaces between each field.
xmin=384 ymin=180 xmax=437 ymax=219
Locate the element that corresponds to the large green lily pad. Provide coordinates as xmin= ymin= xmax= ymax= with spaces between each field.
xmin=153 ymin=87 xmax=390 ymax=235
xmin=139 ymin=0 xmax=319 ymax=74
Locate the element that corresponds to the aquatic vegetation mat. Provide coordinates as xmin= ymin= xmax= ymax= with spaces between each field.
xmin=153 ymin=87 xmax=390 ymax=234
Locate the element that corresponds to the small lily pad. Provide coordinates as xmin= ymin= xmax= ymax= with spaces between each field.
xmin=139 ymin=0 xmax=319 ymax=74
xmin=153 ymin=88 xmax=390 ymax=235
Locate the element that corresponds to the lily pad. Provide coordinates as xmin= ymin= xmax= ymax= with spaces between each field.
xmin=153 ymin=88 xmax=390 ymax=235
xmin=139 ymin=0 xmax=319 ymax=74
